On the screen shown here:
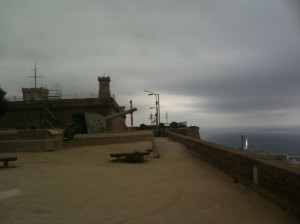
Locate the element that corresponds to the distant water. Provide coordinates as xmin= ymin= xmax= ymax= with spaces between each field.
xmin=200 ymin=127 xmax=300 ymax=156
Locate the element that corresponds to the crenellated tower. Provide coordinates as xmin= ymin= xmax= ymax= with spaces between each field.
xmin=98 ymin=76 xmax=111 ymax=98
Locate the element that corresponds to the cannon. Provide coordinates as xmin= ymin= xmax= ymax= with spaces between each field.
xmin=64 ymin=108 xmax=137 ymax=139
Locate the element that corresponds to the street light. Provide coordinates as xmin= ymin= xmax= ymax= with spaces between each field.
xmin=144 ymin=90 xmax=160 ymax=132
xmin=149 ymin=112 xmax=155 ymax=126
xmin=149 ymin=107 xmax=156 ymax=127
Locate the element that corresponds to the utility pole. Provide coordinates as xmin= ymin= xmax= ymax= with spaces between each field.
xmin=144 ymin=90 xmax=160 ymax=132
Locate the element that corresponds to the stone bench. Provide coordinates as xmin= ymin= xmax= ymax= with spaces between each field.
xmin=0 ymin=157 xmax=17 ymax=168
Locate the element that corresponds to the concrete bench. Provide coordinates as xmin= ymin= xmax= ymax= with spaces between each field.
xmin=110 ymin=151 xmax=150 ymax=163
xmin=0 ymin=157 xmax=17 ymax=168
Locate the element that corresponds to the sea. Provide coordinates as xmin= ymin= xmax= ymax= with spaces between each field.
xmin=200 ymin=126 xmax=300 ymax=159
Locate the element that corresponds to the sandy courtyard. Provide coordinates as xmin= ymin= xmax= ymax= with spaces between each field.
xmin=0 ymin=138 xmax=298 ymax=224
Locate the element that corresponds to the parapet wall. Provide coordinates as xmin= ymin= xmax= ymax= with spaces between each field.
xmin=165 ymin=131 xmax=300 ymax=217
xmin=73 ymin=130 xmax=154 ymax=147
xmin=163 ymin=127 xmax=200 ymax=139
xmin=0 ymin=129 xmax=63 ymax=152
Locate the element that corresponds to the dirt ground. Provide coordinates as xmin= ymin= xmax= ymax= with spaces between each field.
xmin=0 ymin=138 xmax=298 ymax=224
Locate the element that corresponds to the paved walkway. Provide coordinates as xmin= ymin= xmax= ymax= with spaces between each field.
xmin=0 ymin=138 xmax=298 ymax=223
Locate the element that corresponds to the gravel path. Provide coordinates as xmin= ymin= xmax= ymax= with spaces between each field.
xmin=0 ymin=138 xmax=298 ymax=223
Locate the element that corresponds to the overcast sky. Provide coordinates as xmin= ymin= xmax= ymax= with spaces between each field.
xmin=1 ymin=0 xmax=300 ymax=129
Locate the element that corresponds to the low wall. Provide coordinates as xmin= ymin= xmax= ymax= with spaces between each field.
xmin=0 ymin=129 xmax=63 ymax=152
xmin=163 ymin=127 xmax=200 ymax=139
xmin=165 ymin=131 xmax=300 ymax=217
xmin=73 ymin=130 xmax=154 ymax=147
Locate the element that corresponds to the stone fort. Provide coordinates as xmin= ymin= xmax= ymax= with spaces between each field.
xmin=0 ymin=76 xmax=127 ymax=132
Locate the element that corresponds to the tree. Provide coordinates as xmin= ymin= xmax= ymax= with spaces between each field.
xmin=0 ymin=87 xmax=8 ymax=116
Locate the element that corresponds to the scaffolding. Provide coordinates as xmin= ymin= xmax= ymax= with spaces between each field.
xmin=44 ymin=84 xmax=62 ymax=128
xmin=48 ymin=84 xmax=62 ymax=100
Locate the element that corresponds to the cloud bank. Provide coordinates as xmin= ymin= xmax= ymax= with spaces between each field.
xmin=1 ymin=0 xmax=300 ymax=128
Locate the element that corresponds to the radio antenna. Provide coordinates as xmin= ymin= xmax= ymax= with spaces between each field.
xmin=27 ymin=62 xmax=44 ymax=88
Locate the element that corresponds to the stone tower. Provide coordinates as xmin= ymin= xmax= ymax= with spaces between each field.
xmin=98 ymin=76 xmax=111 ymax=98
xmin=22 ymin=87 xmax=49 ymax=101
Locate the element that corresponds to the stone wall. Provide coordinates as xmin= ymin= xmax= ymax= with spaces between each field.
xmin=22 ymin=87 xmax=49 ymax=101
xmin=164 ymin=127 xmax=200 ymax=139
xmin=1 ymin=76 xmax=126 ymax=130
xmin=165 ymin=131 xmax=300 ymax=217
xmin=0 ymin=97 xmax=125 ymax=131
xmin=0 ymin=129 xmax=63 ymax=152
xmin=73 ymin=130 xmax=154 ymax=147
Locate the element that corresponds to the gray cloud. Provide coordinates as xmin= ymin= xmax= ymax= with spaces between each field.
xmin=1 ymin=0 xmax=300 ymax=128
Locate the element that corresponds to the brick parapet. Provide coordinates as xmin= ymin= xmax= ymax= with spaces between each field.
xmin=165 ymin=130 xmax=300 ymax=217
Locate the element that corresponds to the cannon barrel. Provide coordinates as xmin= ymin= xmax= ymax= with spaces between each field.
xmin=105 ymin=108 xmax=137 ymax=120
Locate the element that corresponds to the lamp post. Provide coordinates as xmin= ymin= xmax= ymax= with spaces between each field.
xmin=144 ymin=90 xmax=160 ymax=132
xmin=149 ymin=107 xmax=156 ymax=127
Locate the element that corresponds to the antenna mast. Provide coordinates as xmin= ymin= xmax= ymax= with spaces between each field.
xmin=33 ymin=62 xmax=38 ymax=88
xmin=166 ymin=112 xmax=168 ymax=125
xmin=27 ymin=62 xmax=44 ymax=88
